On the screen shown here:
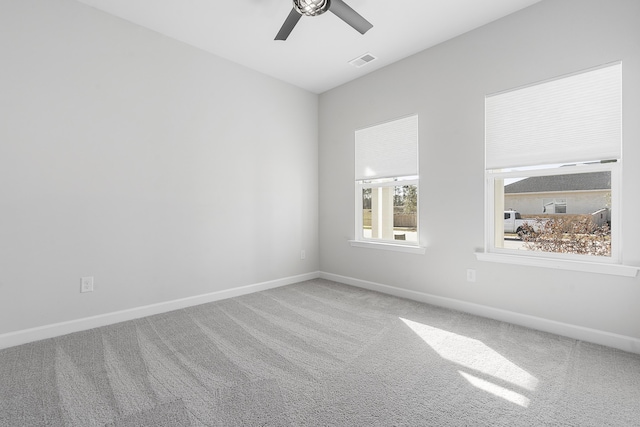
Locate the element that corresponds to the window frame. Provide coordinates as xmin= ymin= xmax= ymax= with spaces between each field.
xmin=350 ymin=114 xmax=425 ymax=254
xmin=485 ymin=161 xmax=621 ymax=265
xmin=479 ymin=62 xmax=638 ymax=277
xmin=355 ymin=177 xmax=420 ymax=246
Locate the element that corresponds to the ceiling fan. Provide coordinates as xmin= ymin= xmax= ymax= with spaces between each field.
xmin=275 ymin=0 xmax=373 ymax=41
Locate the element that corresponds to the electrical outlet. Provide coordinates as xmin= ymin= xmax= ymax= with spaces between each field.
xmin=81 ymin=276 xmax=94 ymax=293
xmin=300 ymin=250 xmax=306 ymax=260
xmin=466 ymin=269 xmax=476 ymax=283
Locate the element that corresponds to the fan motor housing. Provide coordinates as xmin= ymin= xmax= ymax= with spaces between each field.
xmin=293 ymin=0 xmax=331 ymax=17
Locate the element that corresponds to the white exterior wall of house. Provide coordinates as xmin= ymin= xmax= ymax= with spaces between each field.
xmin=505 ymin=190 xmax=610 ymax=216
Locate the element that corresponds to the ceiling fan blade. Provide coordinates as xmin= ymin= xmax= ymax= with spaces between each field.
xmin=275 ymin=8 xmax=302 ymax=40
xmin=329 ymin=0 xmax=373 ymax=35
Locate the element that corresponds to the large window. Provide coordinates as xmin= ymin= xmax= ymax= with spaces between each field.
xmin=354 ymin=115 xmax=419 ymax=246
xmin=484 ymin=63 xmax=622 ymax=265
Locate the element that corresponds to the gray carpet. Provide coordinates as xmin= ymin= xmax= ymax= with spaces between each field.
xmin=1 ymin=279 xmax=639 ymax=426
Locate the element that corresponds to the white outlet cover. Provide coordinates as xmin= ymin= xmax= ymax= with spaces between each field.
xmin=466 ymin=269 xmax=476 ymax=282
xmin=81 ymin=276 xmax=94 ymax=293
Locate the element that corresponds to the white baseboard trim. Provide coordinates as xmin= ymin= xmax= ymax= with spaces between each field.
xmin=320 ymin=272 xmax=640 ymax=355
xmin=0 ymin=271 xmax=320 ymax=350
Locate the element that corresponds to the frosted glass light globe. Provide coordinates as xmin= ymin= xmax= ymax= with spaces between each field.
xmin=293 ymin=0 xmax=331 ymax=16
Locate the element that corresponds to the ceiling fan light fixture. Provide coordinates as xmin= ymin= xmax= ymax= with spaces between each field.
xmin=293 ymin=0 xmax=331 ymax=17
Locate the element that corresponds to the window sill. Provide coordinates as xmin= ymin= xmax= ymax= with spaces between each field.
xmin=475 ymin=252 xmax=639 ymax=277
xmin=349 ymin=240 xmax=426 ymax=255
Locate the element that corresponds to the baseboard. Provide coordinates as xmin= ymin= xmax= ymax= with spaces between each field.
xmin=0 ymin=271 xmax=320 ymax=350
xmin=320 ymin=272 xmax=640 ymax=355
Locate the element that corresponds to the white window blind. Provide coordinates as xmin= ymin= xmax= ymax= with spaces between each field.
xmin=485 ymin=63 xmax=622 ymax=170
xmin=355 ymin=115 xmax=418 ymax=180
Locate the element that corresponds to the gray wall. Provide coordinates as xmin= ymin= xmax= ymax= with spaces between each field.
xmin=0 ymin=0 xmax=319 ymax=334
xmin=319 ymin=0 xmax=640 ymax=340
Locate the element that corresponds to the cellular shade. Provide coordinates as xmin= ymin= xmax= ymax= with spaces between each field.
xmin=355 ymin=115 xmax=418 ymax=180
xmin=486 ymin=63 xmax=621 ymax=170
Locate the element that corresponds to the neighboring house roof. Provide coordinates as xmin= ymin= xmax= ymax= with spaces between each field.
xmin=505 ymin=171 xmax=611 ymax=194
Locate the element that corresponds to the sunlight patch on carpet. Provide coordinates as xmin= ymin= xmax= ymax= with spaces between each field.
xmin=399 ymin=317 xmax=539 ymax=406
xmin=459 ymin=371 xmax=531 ymax=407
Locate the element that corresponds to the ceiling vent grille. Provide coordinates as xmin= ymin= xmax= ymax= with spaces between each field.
xmin=349 ymin=53 xmax=377 ymax=68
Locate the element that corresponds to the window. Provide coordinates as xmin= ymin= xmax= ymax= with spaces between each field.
xmin=492 ymin=163 xmax=616 ymax=258
xmin=483 ymin=63 xmax=624 ymax=267
xmin=542 ymin=198 xmax=566 ymax=214
xmin=353 ymin=115 xmax=420 ymax=250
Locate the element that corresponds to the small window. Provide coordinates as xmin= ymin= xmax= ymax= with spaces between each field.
xmin=355 ymin=115 xmax=419 ymax=245
xmin=542 ymin=198 xmax=567 ymax=214
xmin=485 ymin=63 xmax=621 ymax=263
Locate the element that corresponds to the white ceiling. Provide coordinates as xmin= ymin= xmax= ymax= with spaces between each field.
xmin=74 ymin=0 xmax=542 ymax=94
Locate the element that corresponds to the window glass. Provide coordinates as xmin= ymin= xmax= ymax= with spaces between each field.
xmin=361 ymin=183 xmax=418 ymax=243
xmin=494 ymin=165 xmax=613 ymax=258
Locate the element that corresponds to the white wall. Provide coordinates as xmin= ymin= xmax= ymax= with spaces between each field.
xmin=319 ymin=0 xmax=640 ymax=342
xmin=0 ymin=0 xmax=318 ymax=335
